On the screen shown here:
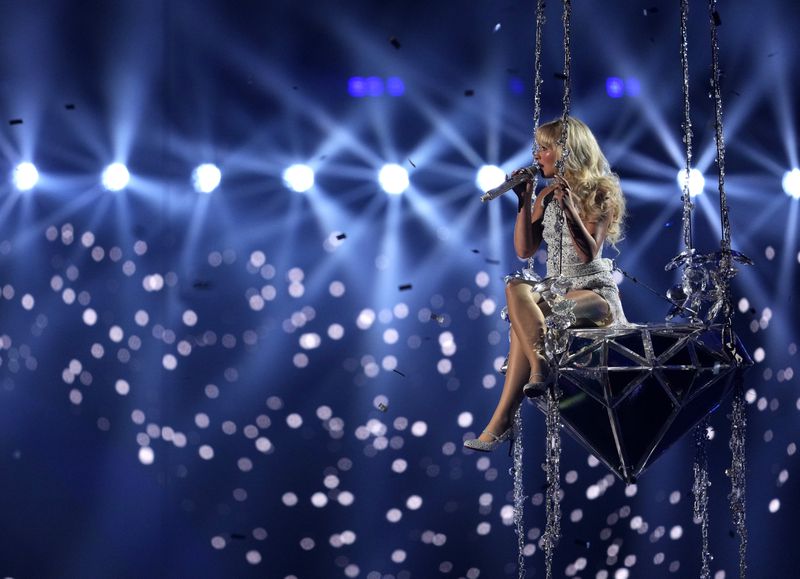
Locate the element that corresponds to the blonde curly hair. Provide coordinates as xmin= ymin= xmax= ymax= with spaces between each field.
xmin=537 ymin=116 xmax=626 ymax=245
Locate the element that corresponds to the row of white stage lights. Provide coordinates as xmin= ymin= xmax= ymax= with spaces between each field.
xmin=11 ymin=162 xmax=223 ymax=193
xmin=11 ymin=162 xmax=800 ymax=198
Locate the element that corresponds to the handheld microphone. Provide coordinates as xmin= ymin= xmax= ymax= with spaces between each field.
xmin=480 ymin=164 xmax=539 ymax=203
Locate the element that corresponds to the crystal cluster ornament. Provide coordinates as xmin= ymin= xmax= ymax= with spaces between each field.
xmin=664 ymin=250 xmax=752 ymax=323
xmin=504 ymin=265 xmax=542 ymax=286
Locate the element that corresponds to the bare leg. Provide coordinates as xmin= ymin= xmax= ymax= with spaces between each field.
xmin=564 ymin=289 xmax=612 ymax=327
xmin=505 ymin=279 xmax=548 ymax=378
xmin=478 ymin=330 xmax=529 ymax=442
xmin=474 ymin=288 xmax=612 ymax=443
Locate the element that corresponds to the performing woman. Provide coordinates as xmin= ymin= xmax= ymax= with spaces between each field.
xmin=465 ymin=116 xmax=628 ymax=452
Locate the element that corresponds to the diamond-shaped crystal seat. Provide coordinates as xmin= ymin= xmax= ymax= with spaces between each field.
xmin=531 ymin=323 xmax=752 ymax=483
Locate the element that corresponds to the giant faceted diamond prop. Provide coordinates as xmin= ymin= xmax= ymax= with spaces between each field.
xmin=532 ymin=323 xmax=752 ymax=483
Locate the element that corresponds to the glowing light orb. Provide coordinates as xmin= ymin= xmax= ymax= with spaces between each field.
xmin=475 ymin=165 xmax=505 ymax=191
xmin=102 ymin=163 xmax=130 ymax=191
xmin=378 ymin=164 xmax=409 ymax=195
xmin=192 ymin=163 xmax=221 ymax=193
xmin=606 ymin=76 xmax=624 ymax=98
xmin=283 ymin=164 xmax=314 ymax=193
xmin=13 ymin=162 xmax=39 ymax=191
xmin=676 ymin=168 xmax=705 ymax=197
xmin=783 ymin=168 xmax=800 ymax=199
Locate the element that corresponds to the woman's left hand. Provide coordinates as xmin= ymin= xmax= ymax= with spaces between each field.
xmin=552 ymin=175 xmax=577 ymax=213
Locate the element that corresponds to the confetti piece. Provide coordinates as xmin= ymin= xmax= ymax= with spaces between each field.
xmin=643 ymin=6 xmax=659 ymax=15
xmin=471 ymin=249 xmax=480 ymax=254
xmin=231 ymin=533 xmax=247 ymax=540
xmin=65 ymin=103 xmax=76 ymax=110
xmin=9 ymin=119 xmax=22 ymax=125
xmin=398 ymin=283 xmax=412 ymax=291
xmin=493 ymin=23 xmax=502 ymax=32
xmin=193 ymin=280 xmax=212 ymax=290
xmin=392 ymin=369 xmax=406 ymax=377
xmin=335 ymin=233 xmax=347 ymax=240
xmin=485 ymin=258 xmax=500 ymax=265
xmin=574 ymin=539 xmax=591 ymax=548
xmin=554 ymin=73 xmax=568 ymax=80
xmin=430 ymin=313 xmax=444 ymax=323
xmin=464 ymin=89 xmax=474 ymax=97
xmin=389 ymin=36 xmax=401 ymax=49
xmin=408 ymin=158 xmax=416 ymax=168
xmin=767 ymin=52 xmax=777 ymax=58
xmin=712 ymin=10 xmax=722 ymax=26
xmin=377 ymin=403 xmax=388 ymax=412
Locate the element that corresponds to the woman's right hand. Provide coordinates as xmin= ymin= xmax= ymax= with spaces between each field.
xmin=511 ymin=169 xmax=534 ymax=198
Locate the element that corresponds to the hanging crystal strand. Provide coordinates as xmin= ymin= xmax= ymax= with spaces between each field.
xmin=542 ymin=388 xmax=562 ymax=579
xmin=692 ymin=419 xmax=712 ymax=579
xmin=679 ymin=0 xmax=694 ymax=253
xmin=540 ymin=6 xmax=569 ymax=575
xmin=728 ymin=383 xmax=748 ymax=577
xmin=511 ymin=408 xmax=527 ymax=579
xmin=526 ymin=0 xmax=547 ymax=275
xmin=708 ymin=0 xmax=734 ymax=326
xmin=512 ymin=4 xmax=547 ymax=577
xmin=708 ymin=0 xmax=731 ymax=257
xmin=554 ymin=0 xmax=573 ymax=277
xmin=708 ymin=2 xmax=747 ymax=575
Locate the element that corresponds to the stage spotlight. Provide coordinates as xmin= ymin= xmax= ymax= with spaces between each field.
xmin=676 ymin=168 xmax=705 ymax=197
xmin=192 ymin=164 xmax=221 ymax=193
xmin=365 ymin=76 xmax=384 ymax=97
xmin=386 ymin=77 xmax=405 ymax=97
xmin=475 ymin=165 xmax=505 ymax=191
xmin=102 ymin=163 xmax=130 ymax=191
xmin=378 ymin=164 xmax=409 ymax=195
xmin=283 ymin=164 xmax=314 ymax=193
xmin=348 ymin=77 xmax=366 ymax=98
xmin=606 ymin=77 xmax=624 ymax=99
xmin=783 ymin=168 xmax=800 ymax=199
xmin=12 ymin=162 xmax=39 ymax=191
xmin=625 ymin=77 xmax=641 ymax=97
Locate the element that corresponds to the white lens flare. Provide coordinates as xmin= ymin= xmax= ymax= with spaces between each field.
xmin=378 ymin=164 xmax=409 ymax=195
xmin=13 ymin=162 xmax=39 ymax=191
xmin=676 ymin=168 xmax=705 ymax=197
xmin=475 ymin=165 xmax=505 ymax=191
xmin=192 ymin=164 xmax=222 ymax=193
xmin=782 ymin=168 xmax=800 ymax=199
xmin=102 ymin=163 xmax=130 ymax=191
xmin=283 ymin=164 xmax=315 ymax=193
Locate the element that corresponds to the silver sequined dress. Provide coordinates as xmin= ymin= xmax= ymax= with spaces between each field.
xmin=540 ymin=198 xmax=628 ymax=326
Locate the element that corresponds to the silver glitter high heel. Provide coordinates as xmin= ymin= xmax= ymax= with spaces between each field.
xmin=523 ymin=371 xmax=552 ymax=398
xmin=523 ymin=349 xmax=552 ymax=399
xmin=463 ymin=427 xmax=515 ymax=454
